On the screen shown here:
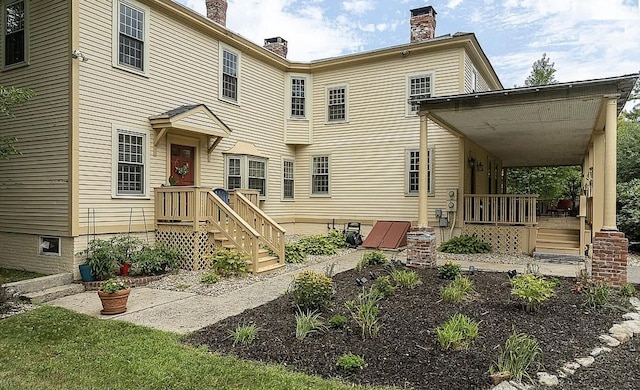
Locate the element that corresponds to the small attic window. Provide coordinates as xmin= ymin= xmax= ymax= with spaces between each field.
xmin=39 ymin=236 xmax=61 ymax=256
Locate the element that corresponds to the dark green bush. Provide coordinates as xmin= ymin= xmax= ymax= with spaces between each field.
xmin=437 ymin=260 xmax=461 ymax=280
xmin=326 ymin=230 xmax=349 ymax=249
xmin=336 ymin=353 xmax=366 ymax=371
xmin=130 ymin=243 xmax=182 ymax=276
xmin=291 ymin=270 xmax=334 ymax=311
xmin=372 ymin=276 xmax=395 ymax=298
xmin=617 ymin=179 xmax=640 ymax=242
xmin=297 ymin=235 xmax=337 ymax=256
xmin=438 ymin=235 xmax=491 ymax=254
xmin=328 ymin=314 xmax=348 ymax=328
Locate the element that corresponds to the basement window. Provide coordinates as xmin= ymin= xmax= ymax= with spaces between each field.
xmin=39 ymin=236 xmax=61 ymax=256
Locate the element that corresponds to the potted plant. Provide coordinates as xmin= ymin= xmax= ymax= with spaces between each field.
xmin=97 ymin=278 xmax=130 ymax=315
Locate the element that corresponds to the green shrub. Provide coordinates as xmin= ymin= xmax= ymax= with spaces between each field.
xmin=200 ymin=272 xmax=220 ymax=285
xmin=345 ymin=287 xmax=382 ymax=339
xmin=510 ymin=273 xmax=556 ymax=313
xmin=583 ymin=282 xmax=611 ymax=309
xmin=326 ymin=230 xmax=349 ymax=249
xmin=438 ymin=235 xmax=491 ymax=254
xmin=328 ymin=314 xmax=348 ymax=328
xmin=208 ymin=248 xmax=248 ymax=277
xmin=490 ymin=331 xmax=543 ymax=383
xmin=357 ymin=251 xmax=388 ymax=270
xmin=617 ymin=179 xmax=640 ymax=242
xmin=372 ymin=276 xmax=395 ymax=298
xmin=229 ymin=324 xmax=258 ymax=346
xmin=336 ymin=353 xmax=366 ymax=371
xmin=284 ymin=243 xmax=306 ymax=263
xmin=438 ymin=260 xmax=461 ymax=280
xmin=390 ymin=269 xmax=422 ymax=289
xmin=297 ymin=235 xmax=337 ymax=256
xmin=441 ymin=276 xmax=475 ymax=303
xmin=295 ymin=309 xmax=327 ymax=340
xmin=620 ymin=282 xmax=637 ymax=298
xmin=291 ymin=270 xmax=334 ymax=311
xmin=130 ymin=243 xmax=182 ymax=276
xmin=436 ymin=313 xmax=479 ymax=350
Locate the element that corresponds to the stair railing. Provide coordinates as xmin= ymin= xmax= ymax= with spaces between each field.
xmin=206 ymin=191 xmax=260 ymax=273
xmin=233 ymin=191 xmax=286 ymax=265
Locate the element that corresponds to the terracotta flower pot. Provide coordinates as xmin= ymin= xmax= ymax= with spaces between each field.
xmin=98 ymin=288 xmax=131 ymax=315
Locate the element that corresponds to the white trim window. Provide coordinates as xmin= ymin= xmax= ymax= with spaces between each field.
xmin=225 ymin=155 xmax=268 ymax=197
xmin=113 ymin=0 xmax=149 ymax=75
xmin=408 ymin=73 xmax=433 ymax=114
xmin=327 ymin=85 xmax=346 ymax=122
xmin=3 ymin=0 xmax=28 ymax=68
xmin=282 ymin=159 xmax=294 ymax=200
xmin=291 ymin=77 xmax=306 ymax=118
xmin=406 ymin=148 xmax=434 ymax=195
xmin=221 ymin=47 xmax=239 ymax=102
xmin=113 ymin=128 xmax=149 ymax=197
xmin=311 ymin=155 xmax=329 ymax=195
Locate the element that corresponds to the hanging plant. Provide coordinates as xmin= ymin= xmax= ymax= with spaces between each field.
xmin=175 ymin=162 xmax=189 ymax=177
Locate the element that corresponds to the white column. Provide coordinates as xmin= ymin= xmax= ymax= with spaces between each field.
xmin=602 ymin=97 xmax=618 ymax=231
xmin=418 ymin=115 xmax=429 ymax=227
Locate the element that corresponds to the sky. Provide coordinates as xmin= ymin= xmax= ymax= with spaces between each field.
xmin=176 ymin=0 xmax=640 ymax=89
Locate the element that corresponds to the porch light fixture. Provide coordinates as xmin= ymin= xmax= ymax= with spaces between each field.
xmin=468 ymin=157 xmax=475 ymax=167
xmin=477 ymin=161 xmax=484 ymax=172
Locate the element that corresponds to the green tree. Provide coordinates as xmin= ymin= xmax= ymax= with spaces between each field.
xmin=0 ymin=85 xmax=35 ymax=160
xmin=524 ymin=53 xmax=557 ymax=87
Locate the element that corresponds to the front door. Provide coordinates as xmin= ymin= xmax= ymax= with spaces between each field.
xmin=170 ymin=144 xmax=195 ymax=186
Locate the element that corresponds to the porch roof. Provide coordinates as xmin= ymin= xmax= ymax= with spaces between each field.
xmin=415 ymin=74 xmax=639 ymax=167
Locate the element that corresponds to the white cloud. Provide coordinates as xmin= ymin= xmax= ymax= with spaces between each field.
xmin=342 ymin=0 xmax=374 ymax=14
xmin=182 ymin=0 xmax=206 ymax=15
xmin=447 ymin=0 xmax=464 ymax=9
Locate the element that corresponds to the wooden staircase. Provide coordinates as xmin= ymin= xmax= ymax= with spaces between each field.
xmin=209 ymin=229 xmax=283 ymax=274
xmin=535 ymin=228 xmax=581 ymax=255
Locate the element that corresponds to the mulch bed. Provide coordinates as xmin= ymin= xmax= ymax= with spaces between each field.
xmin=186 ymin=265 xmax=630 ymax=389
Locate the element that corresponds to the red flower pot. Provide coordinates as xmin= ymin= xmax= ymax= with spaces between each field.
xmin=120 ymin=263 xmax=131 ymax=276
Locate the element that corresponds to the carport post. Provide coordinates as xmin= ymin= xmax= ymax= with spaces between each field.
xmin=602 ymin=96 xmax=618 ymax=231
xmin=418 ymin=115 xmax=429 ymax=227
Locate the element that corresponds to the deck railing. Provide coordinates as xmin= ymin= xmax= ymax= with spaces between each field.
xmin=234 ymin=191 xmax=285 ymax=265
xmin=463 ymin=194 xmax=538 ymax=226
xmin=155 ymin=186 xmax=210 ymax=229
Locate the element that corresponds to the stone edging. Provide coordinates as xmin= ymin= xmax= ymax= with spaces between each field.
xmin=82 ymin=275 xmax=165 ymax=291
xmin=492 ymin=297 xmax=640 ymax=389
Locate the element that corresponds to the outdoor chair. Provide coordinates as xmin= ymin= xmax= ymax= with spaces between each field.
xmin=213 ymin=188 xmax=229 ymax=204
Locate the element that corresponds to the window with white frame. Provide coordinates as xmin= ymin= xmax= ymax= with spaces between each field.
xmin=327 ymin=86 xmax=346 ymax=122
xmin=116 ymin=129 xmax=146 ymax=196
xmin=408 ymin=74 xmax=432 ymax=114
xmin=4 ymin=0 xmax=27 ymax=67
xmin=283 ymin=159 xmax=294 ymax=199
xmin=221 ymin=48 xmax=238 ymax=102
xmin=116 ymin=0 xmax=147 ymax=72
xmin=225 ymin=155 xmax=268 ymax=197
xmin=291 ymin=77 xmax=306 ymax=118
xmin=311 ymin=155 xmax=329 ymax=195
xmin=406 ymin=149 xmax=434 ymax=195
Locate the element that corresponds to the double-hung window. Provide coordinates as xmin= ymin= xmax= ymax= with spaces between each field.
xmin=291 ymin=77 xmax=305 ymax=118
xmin=113 ymin=0 xmax=148 ymax=75
xmin=311 ymin=155 xmax=329 ymax=195
xmin=115 ymin=129 xmax=148 ymax=197
xmin=225 ymin=155 xmax=267 ymax=197
xmin=408 ymin=73 xmax=432 ymax=114
xmin=327 ymin=86 xmax=346 ymax=122
xmin=406 ymin=149 xmax=434 ymax=195
xmin=221 ymin=48 xmax=238 ymax=102
xmin=283 ymin=159 xmax=294 ymax=199
xmin=4 ymin=0 xmax=27 ymax=67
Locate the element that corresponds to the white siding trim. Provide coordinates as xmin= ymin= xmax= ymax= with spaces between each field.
xmin=111 ymin=124 xmax=150 ymax=199
xmin=219 ymin=43 xmax=241 ymax=105
xmin=111 ymin=0 xmax=150 ymax=77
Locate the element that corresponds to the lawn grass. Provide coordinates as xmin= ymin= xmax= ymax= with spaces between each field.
xmin=0 ymin=267 xmax=45 ymax=283
xmin=0 ymin=306 xmax=380 ymax=390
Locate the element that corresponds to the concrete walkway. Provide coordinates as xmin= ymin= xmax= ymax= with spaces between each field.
xmin=48 ymin=250 xmax=585 ymax=334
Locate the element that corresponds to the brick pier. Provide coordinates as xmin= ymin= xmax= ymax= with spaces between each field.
xmin=406 ymin=226 xmax=437 ymax=267
xmin=591 ymin=231 xmax=628 ymax=287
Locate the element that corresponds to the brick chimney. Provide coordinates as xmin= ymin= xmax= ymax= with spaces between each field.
xmin=206 ymin=0 xmax=227 ymax=26
xmin=263 ymin=37 xmax=288 ymax=58
xmin=410 ymin=6 xmax=437 ymax=43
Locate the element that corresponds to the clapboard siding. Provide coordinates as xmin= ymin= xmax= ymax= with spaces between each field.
xmin=464 ymin=52 xmax=492 ymax=93
xmin=77 ymin=0 xmax=295 ymax=230
xmin=0 ymin=0 xmax=70 ymax=235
